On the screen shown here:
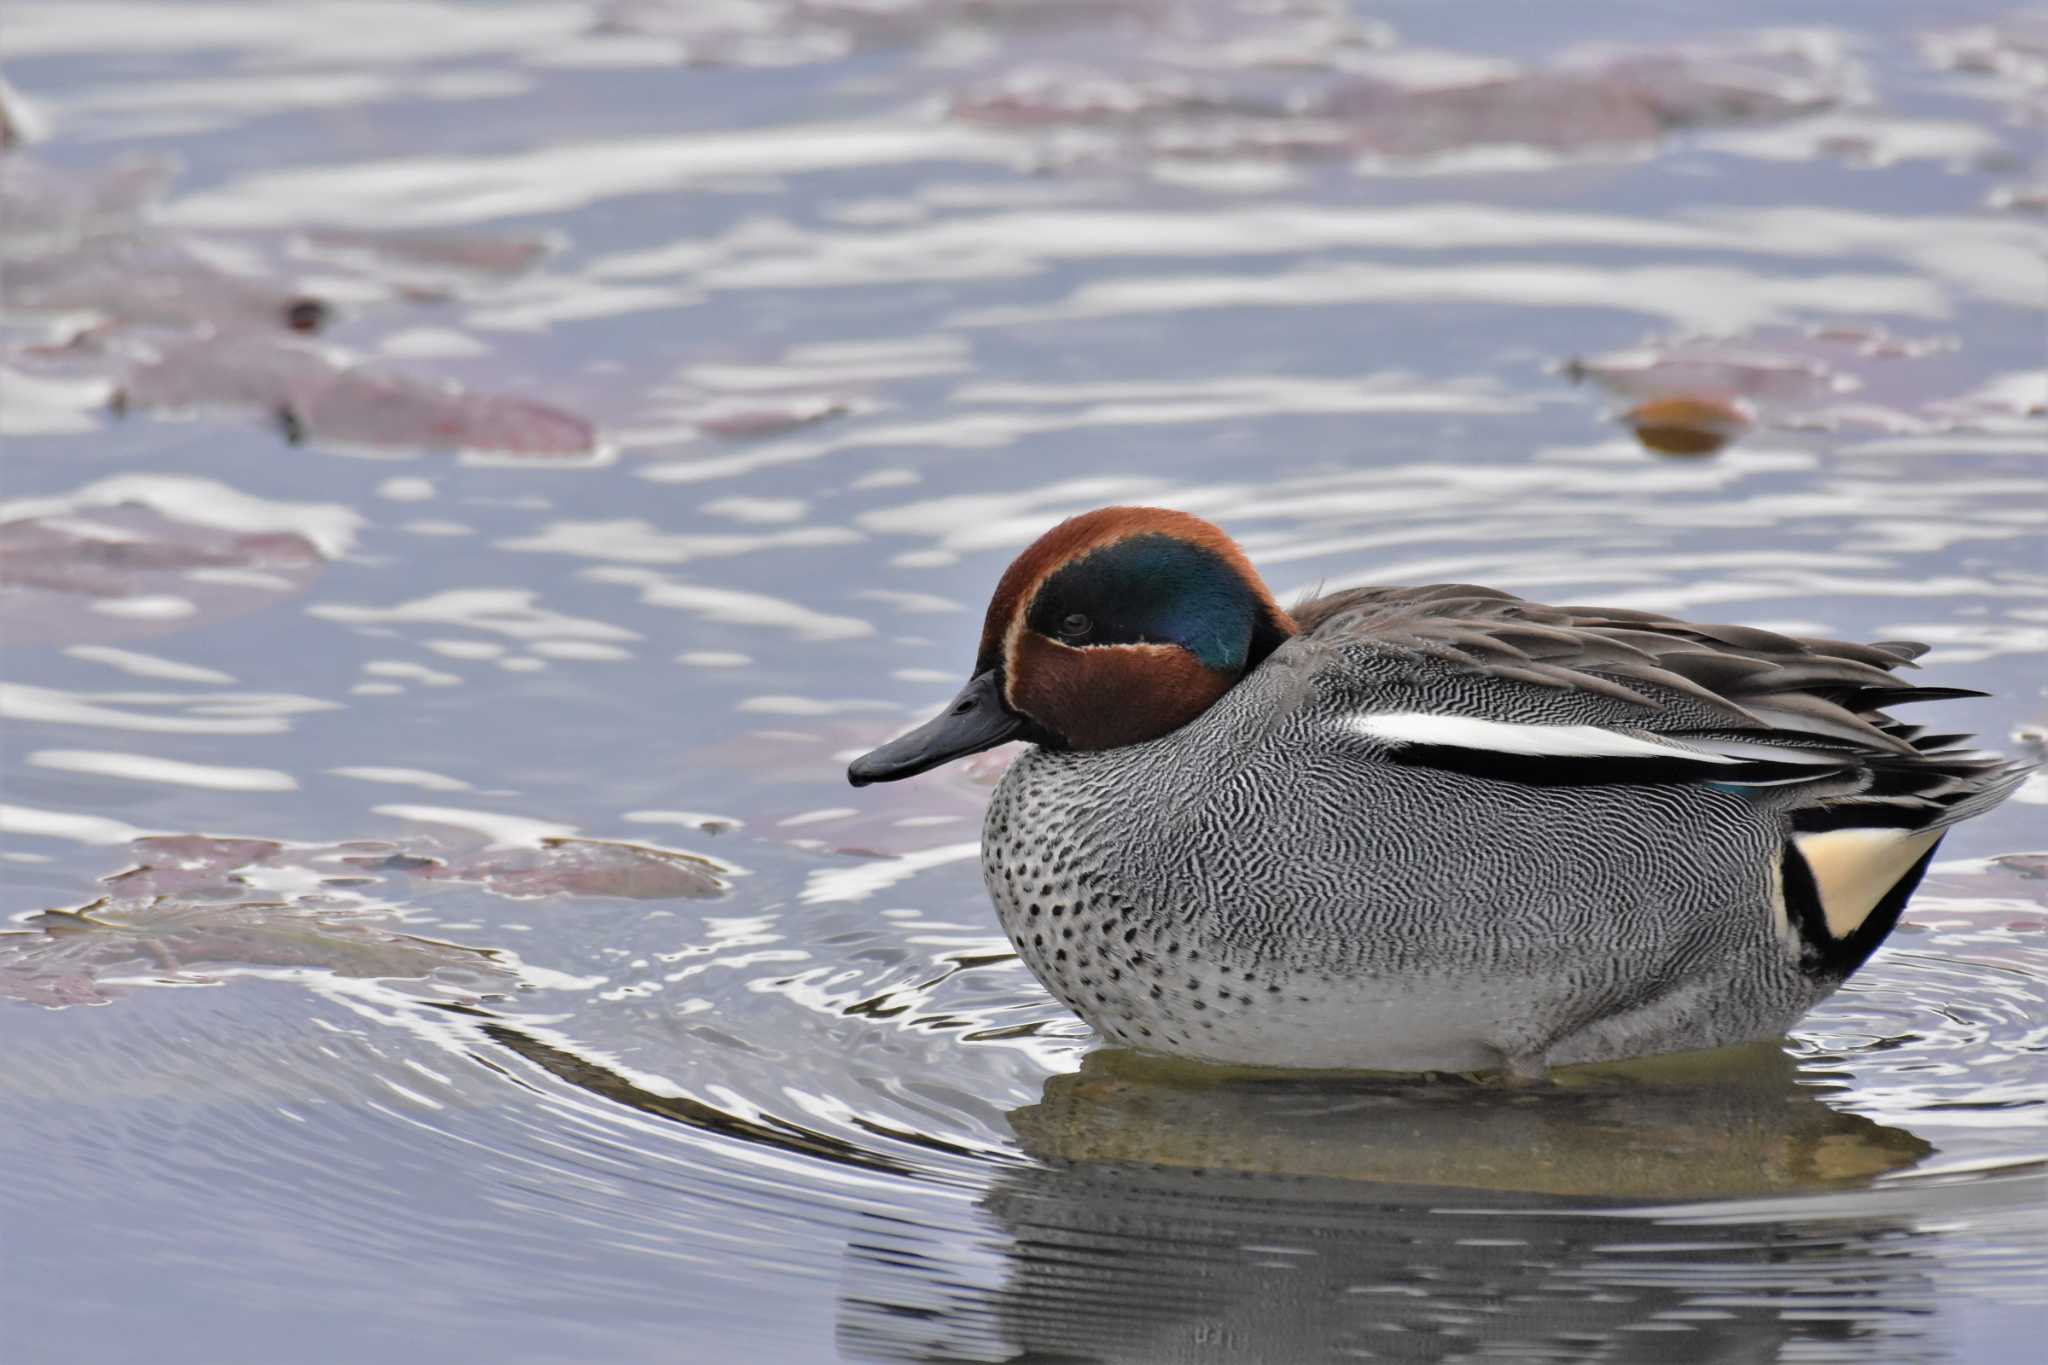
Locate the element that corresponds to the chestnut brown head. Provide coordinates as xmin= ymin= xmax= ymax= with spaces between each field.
xmin=848 ymin=507 xmax=1295 ymax=785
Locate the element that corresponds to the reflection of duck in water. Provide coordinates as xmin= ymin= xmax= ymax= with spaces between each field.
xmin=1007 ymin=1045 xmax=1928 ymax=1199
xmin=839 ymin=1048 xmax=1937 ymax=1363
xmin=850 ymin=507 xmax=2031 ymax=1076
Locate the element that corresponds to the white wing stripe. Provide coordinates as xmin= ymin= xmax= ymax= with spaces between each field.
xmin=1685 ymin=737 xmax=1847 ymax=765
xmin=1349 ymin=713 xmax=1742 ymax=763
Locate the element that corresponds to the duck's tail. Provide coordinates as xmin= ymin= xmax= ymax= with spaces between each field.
xmin=1779 ymin=742 xmax=2035 ymax=981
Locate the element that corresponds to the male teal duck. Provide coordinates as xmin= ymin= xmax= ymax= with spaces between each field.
xmin=848 ymin=507 xmax=2031 ymax=1074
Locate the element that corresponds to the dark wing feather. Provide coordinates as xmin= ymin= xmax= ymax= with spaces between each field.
xmin=1291 ymin=583 xmax=2029 ymax=825
xmin=1293 ymin=584 xmax=1948 ymax=752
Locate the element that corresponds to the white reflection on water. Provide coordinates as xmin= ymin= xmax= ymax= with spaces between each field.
xmin=802 ymin=842 xmax=981 ymax=904
xmin=165 ymin=120 xmax=1018 ymax=230
xmin=328 ymin=766 xmax=474 ymax=793
xmin=955 ymin=259 xmax=1952 ymax=331
xmin=309 ymin=587 xmax=641 ymax=641
xmin=0 ymin=683 xmax=338 ymax=735
xmin=582 ymin=567 xmax=876 ymax=640
xmin=4 ymin=0 xmax=587 ymax=65
xmin=27 ymin=749 xmax=298 ymax=792
xmin=64 ymin=646 xmax=236 ymax=685
xmin=500 ymin=518 xmax=861 ymax=565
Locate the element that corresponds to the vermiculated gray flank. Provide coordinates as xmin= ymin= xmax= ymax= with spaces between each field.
xmin=981 ymin=586 xmax=2031 ymax=1073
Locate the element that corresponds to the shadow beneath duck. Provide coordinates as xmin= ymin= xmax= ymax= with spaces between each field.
xmin=839 ymin=1044 xmax=1941 ymax=1363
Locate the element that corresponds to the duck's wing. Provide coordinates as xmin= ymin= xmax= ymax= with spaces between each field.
xmin=1291 ymin=582 xmax=2029 ymax=824
xmin=1290 ymin=583 xmax=2033 ymax=975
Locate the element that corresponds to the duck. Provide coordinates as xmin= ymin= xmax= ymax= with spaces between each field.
xmin=847 ymin=507 xmax=2032 ymax=1075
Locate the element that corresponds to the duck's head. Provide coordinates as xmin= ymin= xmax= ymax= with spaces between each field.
xmin=848 ymin=506 xmax=1296 ymax=785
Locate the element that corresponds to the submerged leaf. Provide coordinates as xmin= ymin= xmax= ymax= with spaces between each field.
xmin=0 ymin=499 xmax=332 ymax=645
xmin=298 ymin=227 xmax=555 ymax=278
xmin=2 ymin=232 xmax=326 ymax=333
xmin=117 ymin=336 xmax=598 ymax=457
xmin=0 ymin=155 xmax=175 ymax=252
xmin=358 ymin=837 xmax=728 ymax=901
xmin=0 ymin=897 xmax=507 ymax=1008
xmin=949 ymin=30 xmax=1847 ymax=172
xmin=0 ymin=825 xmax=729 ymax=1009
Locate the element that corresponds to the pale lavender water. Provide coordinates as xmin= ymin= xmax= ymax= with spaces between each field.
xmin=2 ymin=3 xmax=2044 ymax=1361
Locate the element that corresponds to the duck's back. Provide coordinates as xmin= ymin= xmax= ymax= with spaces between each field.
xmin=982 ymin=584 xmax=2030 ymax=1072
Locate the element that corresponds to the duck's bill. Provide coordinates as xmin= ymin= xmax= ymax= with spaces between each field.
xmin=848 ymin=670 xmax=1021 ymax=786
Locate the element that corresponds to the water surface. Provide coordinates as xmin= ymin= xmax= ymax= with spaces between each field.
xmin=3 ymin=2 xmax=2045 ymax=1361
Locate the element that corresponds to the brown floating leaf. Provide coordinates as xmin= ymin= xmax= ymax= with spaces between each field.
xmin=1620 ymin=393 xmax=1755 ymax=457
xmin=117 ymin=336 xmax=597 ymax=457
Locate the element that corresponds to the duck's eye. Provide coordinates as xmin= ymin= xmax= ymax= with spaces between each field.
xmin=1058 ymin=612 xmax=1092 ymax=641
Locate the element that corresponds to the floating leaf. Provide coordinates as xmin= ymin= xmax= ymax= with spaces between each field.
xmin=0 ymin=499 xmax=331 ymax=645
xmin=950 ymin=31 xmax=1848 ymax=172
xmin=117 ymin=336 xmax=597 ymax=457
xmin=355 ymin=836 xmax=728 ymax=901
xmin=1 ymin=835 xmax=511 ymax=1008
xmin=99 ymin=836 xmax=288 ymax=899
xmin=1322 ymin=73 xmax=1666 ymax=160
xmin=1619 ymin=394 xmax=1755 ymax=456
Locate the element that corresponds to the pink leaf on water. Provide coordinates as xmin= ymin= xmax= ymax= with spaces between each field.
xmin=360 ymin=837 xmax=728 ymax=901
xmin=117 ymin=337 xmax=597 ymax=457
xmin=0 ymin=498 xmax=334 ymax=645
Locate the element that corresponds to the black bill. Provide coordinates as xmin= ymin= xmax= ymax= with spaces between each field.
xmin=847 ymin=670 xmax=1020 ymax=786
